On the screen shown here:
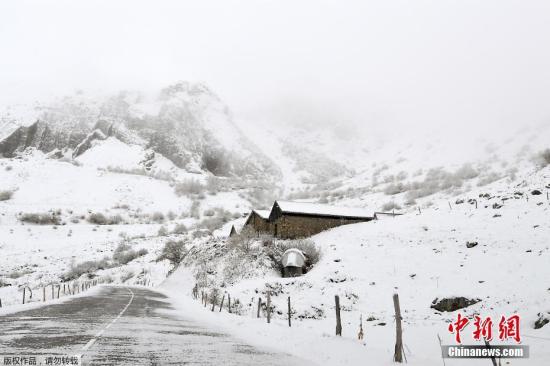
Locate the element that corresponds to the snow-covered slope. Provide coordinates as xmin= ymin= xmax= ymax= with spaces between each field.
xmin=169 ymin=164 xmax=550 ymax=365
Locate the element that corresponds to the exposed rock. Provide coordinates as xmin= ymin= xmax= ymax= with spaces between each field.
xmin=466 ymin=241 xmax=478 ymax=248
xmin=431 ymin=297 xmax=481 ymax=312
xmin=492 ymin=203 xmax=503 ymax=209
xmin=531 ymin=189 xmax=542 ymax=195
xmin=72 ymin=129 xmax=107 ymax=158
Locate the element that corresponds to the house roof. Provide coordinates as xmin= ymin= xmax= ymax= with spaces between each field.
xmin=274 ymin=200 xmax=373 ymax=219
xmin=253 ymin=210 xmax=271 ymax=219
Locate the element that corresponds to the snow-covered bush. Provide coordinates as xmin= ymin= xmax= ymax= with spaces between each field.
xmin=227 ymin=227 xmax=258 ymax=254
xmin=157 ymin=226 xmax=169 ymax=236
xmin=172 ymin=223 xmax=188 ymax=234
xmin=174 ymin=178 xmax=204 ymax=196
xmin=20 ymin=212 xmax=61 ymax=225
xmin=203 ymin=208 xmax=215 ymax=217
xmin=87 ymin=212 xmax=123 ymax=225
xmin=63 ymin=257 xmax=113 ymax=281
xmin=537 ymin=148 xmax=550 ymax=167
xmin=157 ymin=240 xmax=187 ymax=266
xmin=384 ymin=182 xmax=408 ymax=195
xmin=151 ymin=211 xmax=165 ymax=223
xmin=381 ymin=201 xmax=401 ymax=211
xmin=0 ymin=190 xmax=14 ymax=201
xmin=113 ymin=243 xmax=148 ymax=265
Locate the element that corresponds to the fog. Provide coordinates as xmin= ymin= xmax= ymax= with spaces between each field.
xmin=1 ymin=0 xmax=550 ymax=139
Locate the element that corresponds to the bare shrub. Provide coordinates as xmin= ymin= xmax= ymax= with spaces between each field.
xmin=197 ymin=216 xmax=225 ymax=232
xmin=151 ymin=211 xmax=165 ymax=223
xmin=113 ymin=242 xmax=147 ymax=265
xmin=190 ymin=200 xmax=201 ymax=219
xmin=174 ymin=179 xmax=204 ymax=196
xmin=8 ymin=269 xmax=33 ymax=279
xmin=158 ymin=226 xmax=169 ymax=236
xmin=227 ymin=226 xmax=257 ymax=254
xmin=20 ymin=212 xmax=61 ymax=225
xmin=206 ymin=176 xmax=223 ymax=194
xmin=536 ymin=148 xmax=550 ymax=167
xmin=157 ymin=240 xmax=187 ymax=266
xmin=203 ymin=208 xmax=215 ymax=217
xmin=0 ymin=190 xmax=14 ymax=201
xmin=172 ymin=223 xmax=188 ymax=234
xmin=63 ymin=257 xmax=113 ymax=281
xmin=87 ymin=213 xmax=123 ymax=225
xmin=384 ymin=182 xmax=408 ymax=195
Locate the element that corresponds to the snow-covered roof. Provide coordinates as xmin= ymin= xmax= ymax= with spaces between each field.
xmin=275 ymin=200 xmax=373 ymax=219
xmin=253 ymin=210 xmax=271 ymax=219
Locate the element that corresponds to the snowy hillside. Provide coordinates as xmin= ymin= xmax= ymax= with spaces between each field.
xmin=1 ymin=82 xmax=549 ymax=365
xmin=166 ymin=164 xmax=550 ymax=365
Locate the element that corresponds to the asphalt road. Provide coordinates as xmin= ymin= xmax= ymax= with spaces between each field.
xmin=0 ymin=286 xmax=310 ymax=365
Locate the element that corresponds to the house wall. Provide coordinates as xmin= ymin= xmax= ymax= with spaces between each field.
xmin=244 ymin=213 xmax=273 ymax=234
xmin=275 ymin=214 xmax=371 ymax=239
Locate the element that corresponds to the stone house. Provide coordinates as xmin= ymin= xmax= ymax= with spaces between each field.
xmin=268 ymin=200 xmax=374 ymax=239
xmin=243 ymin=209 xmax=272 ymax=234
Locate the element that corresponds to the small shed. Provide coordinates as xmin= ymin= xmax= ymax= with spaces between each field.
xmin=281 ymin=248 xmax=306 ymax=277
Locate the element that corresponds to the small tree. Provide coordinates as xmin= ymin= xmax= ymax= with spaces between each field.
xmin=157 ymin=240 xmax=187 ymax=267
xmin=227 ymin=226 xmax=257 ymax=254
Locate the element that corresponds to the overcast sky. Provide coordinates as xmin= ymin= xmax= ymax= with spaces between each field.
xmin=1 ymin=0 xmax=550 ymax=137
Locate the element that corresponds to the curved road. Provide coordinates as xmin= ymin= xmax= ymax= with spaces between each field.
xmin=0 ymin=286 xmax=311 ymax=365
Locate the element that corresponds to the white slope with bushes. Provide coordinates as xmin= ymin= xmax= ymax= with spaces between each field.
xmin=167 ymin=165 xmax=550 ymax=365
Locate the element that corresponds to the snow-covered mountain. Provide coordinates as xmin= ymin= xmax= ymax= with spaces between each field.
xmin=0 ymin=82 xmax=279 ymax=179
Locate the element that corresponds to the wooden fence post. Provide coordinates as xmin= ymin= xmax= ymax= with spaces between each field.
xmin=219 ymin=294 xmax=225 ymax=312
xmin=42 ymin=286 xmax=46 ymax=302
xmin=51 ymin=284 xmax=54 ymax=299
xmin=448 ymin=201 xmax=452 ymax=210
xmin=228 ymin=294 xmax=231 ymax=313
xmin=56 ymin=285 xmax=60 ymax=299
xmin=266 ymin=292 xmax=271 ymax=324
xmin=257 ymin=297 xmax=262 ymax=318
xmin=393 ymin=293 xmax=404 ymax=363
xmin=22 ymin=287 xmax=26 ymax=304
xmin=484 ymin=340 xmax=498 ymax=366
xmin=0 ymin=298 xmax=2 ymax=308
xmin=204 ymin=293 xmax=208 ymax=308
xmin=288 ymin=297 xmax=291 ymax=327
xmin=335 ymin=295 xmax=342 ymax=336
